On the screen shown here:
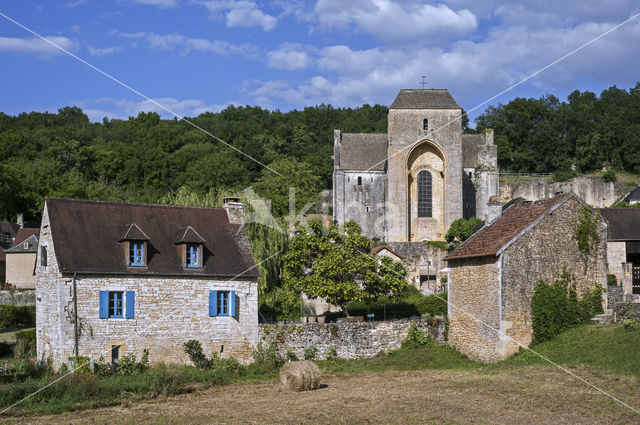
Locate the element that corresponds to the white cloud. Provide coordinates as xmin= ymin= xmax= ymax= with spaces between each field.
xmin=0 ymin=36 xmax=77 ymax=58
xmin=199 ymin=1 xmax=277 ymax=31
xmin=66 ymin=0 xmax=87 ymax=8
xmin=314 ymin=0 xmax=477 ymax=44
xmin=117 ymin=31 xmax=256 ymax=56
xmin=87 ymin=45 xmax=122 ymax=56
xmin=130 ymin=0 xmax=178 ymax=8
xmin=77 ymin=97 xmax=232 ymax=121
xmin=267 ymin=44 xmax=314 ymax=70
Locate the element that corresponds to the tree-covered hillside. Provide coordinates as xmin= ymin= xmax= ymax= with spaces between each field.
xmin=1 ymin=82 xmax=639 ymax=223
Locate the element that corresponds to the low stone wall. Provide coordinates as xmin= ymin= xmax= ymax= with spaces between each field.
xmin=0 ymin=289 xmax=35 ymax=306
xmin=258 ymin=317 xmax=447 ymax=360
xmin=608 ymin=287 xmax=640 ymax=321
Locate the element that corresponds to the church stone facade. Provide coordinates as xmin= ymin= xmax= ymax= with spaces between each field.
xmin=333 ymin=89 xmax=499 ymax=242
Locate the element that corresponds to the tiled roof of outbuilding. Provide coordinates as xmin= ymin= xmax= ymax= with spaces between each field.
xmin=339 ymin=133 xmax=388 ymax=171
xmin=444 ymin=194 xmax=572 ymax=261
xmin=45 ymin=198 xmax=258 ymax=277
xmin=390 ymin=89 xmax=461 ymax=110
xmin=598 ymin=208 xmax=640 ymax=241
xmin=5 ymin=234 xmax=39 ymax=253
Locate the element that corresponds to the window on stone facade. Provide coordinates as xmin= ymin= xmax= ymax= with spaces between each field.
xmin=357 ymin=176 xmax=362 ymax=186
xmin=417 ymin=170 xmax=433 ymax=217
xmin=209 ymin=290 xmax=236 ymax=317
xmin=423 ymin=118 xmax=428 ymax=130
xmin=99 ymin=290 xmax=135 ymax=319
xmin=40 ymin=246 xmax=47 ymax=267
xmin=129 ymin=242 xmax=145 ymax=266
xmin=186 ymin=243 xmax=202 ymax=268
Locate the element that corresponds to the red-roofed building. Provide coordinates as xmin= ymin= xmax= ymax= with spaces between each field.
xmin=444 ymin=193 xmax=607 ymax=362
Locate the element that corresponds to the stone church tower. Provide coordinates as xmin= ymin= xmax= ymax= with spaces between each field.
xmin=333 ymin=89 xmax=499 ymax=243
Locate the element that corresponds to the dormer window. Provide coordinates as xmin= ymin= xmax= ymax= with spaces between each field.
xmin=186 ymin=243 xmax=202 ymax=268
xmin=175 ymin=226 xmax=206 ymax=270
xmin=119 ymin=223 xmax=150 ymax=269
xmin=129 ymin=242 xmax=145 ymax=266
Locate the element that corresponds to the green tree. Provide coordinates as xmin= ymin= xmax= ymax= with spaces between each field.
xmin=283 ymin=221 xmax=407 ymax=315
xmin=445 ymin=217 xmax=483 ymax=248
xmin=252 ymin=158 xmax=323 ymax=217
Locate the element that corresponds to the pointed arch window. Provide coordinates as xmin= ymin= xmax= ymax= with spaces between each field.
xmin=417 ymin=170 xmax=432 ymax=217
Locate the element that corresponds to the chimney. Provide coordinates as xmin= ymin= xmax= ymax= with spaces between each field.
xmin=16 ymin=213 xmax=24 ymax=228
xmin=484 ymin=128 xmax=494 ymax=145
xmin=486 ymin=196 xmax=502 ymax=224
xmin=223 ymin=197 xmax=244 ymax=225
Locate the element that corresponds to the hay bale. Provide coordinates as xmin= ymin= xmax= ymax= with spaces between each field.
xmin=280 ymin=360 xmax=321 ymax=391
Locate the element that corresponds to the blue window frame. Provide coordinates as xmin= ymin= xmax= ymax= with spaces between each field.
xmin=109 ymin=291 xmax=124 ymax=318
xmin=209 ymin=290 xmax=236 ymax=317
xmin=129 ymin=242 xmax=144 ymax=266
xmin=186 ymin=243 xmax=201 ymax=268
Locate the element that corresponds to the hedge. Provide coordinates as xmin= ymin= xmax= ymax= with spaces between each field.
xmin=0 ymin=305 xmax=36 ymax=328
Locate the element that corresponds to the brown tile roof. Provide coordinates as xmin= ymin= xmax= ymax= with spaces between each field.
xmin=444 ymin=194 xmax=572 ymax=261
xmin=119 ymin=223 xmax=150 ymax=241
xmin=0 ymin=221 xmax=20 ymax=238
xmin=12 ymin=228 xmax=40 ymax=246
xmin=371 ymin=245 xmax=403 ymax=259
xmin=598 ymin=208 xmax=640 ymax=241
xmin=45 ymin=198 xmax=258 ymax=277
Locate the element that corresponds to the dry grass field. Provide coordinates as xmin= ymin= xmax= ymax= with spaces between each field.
xmin=5 ymin=365 xmax=639 ymax=425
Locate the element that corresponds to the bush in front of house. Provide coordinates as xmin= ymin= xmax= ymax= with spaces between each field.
xmin=251 ymin=341 xmax=284 ymax=370
xmin=400 ymin=323 xmax=433 ymax=349
xmin=13 ymin=328 xmax=36 ymax=359
xmin=344 ymin=287 xmax=447 ymax=320
xmin=531 ymin=269 xmax=603 ymax=344
xmin=0 ymin=305 xmax=36 ymax=328
xmin=602 ymin=169 xmax=617 ymax=182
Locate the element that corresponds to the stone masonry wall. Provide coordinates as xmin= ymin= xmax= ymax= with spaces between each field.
xmin=500 ymin=196 xmax=607 ymax=358
xmin=36 ymin=203 xmax=259 ymax=369
xmin=258 ymin=318 xmax=446 ymax=360
xmin=447 ymin=256 xmax=500 ymax=363
xmin=0 ymin=289 xmax=35 ymax=306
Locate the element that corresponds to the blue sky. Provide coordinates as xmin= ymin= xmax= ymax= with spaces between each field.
xmin=1 ymin=1 xmax=640 ymax=123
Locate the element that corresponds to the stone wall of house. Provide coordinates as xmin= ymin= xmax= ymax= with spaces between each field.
xmin=606 ymin=241 xmax=628 ymax=292
xmin=387 ymin=242 xmax=448 ymax=292
xmin=500 ymin=177 xmax=628 ymax=208
xmin=258 ymin=317 xmax=446 ymax=360
xmin=447 ymin=257 xmax=500 ymax=363
xmin=0 ymin=289 xmax=35 ymax=306
xmin=608 ymin=286 xmax=640 ymax=321
xmin=5 ymin=253 xmax=37 ymax=289
xmin=500 ymin=196 xmax=608 ymax=358
xmin=35 ymin=204 xmax=258 ymax=369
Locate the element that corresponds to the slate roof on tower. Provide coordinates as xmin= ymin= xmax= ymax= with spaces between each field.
xmin=390 ymin=89 xmax=461 ymax=110
xmin=338 ymin=133 xmax=388 ymax=171
xmin=44 ymin=197 xmax=258 ymax=277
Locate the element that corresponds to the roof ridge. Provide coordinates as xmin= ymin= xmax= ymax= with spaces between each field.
xmin=46 ymin=197 xmax=227 ymax=211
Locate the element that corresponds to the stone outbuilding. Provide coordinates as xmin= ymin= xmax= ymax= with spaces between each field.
xmin=36 ymin=198 xmax=259 ymax=369
xmin=4 ymin=228 xmax=40 ymax=289
xmin=598 ymin=208 xmax=640 ymax=295
xmin=444 ymin=193 xmax=607 ymax=363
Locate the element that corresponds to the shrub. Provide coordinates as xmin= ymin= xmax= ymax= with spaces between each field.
xmin=251 ymin=341 xmax=284 ymax=369
xmin=93 ymin=356 xmax=111 ymax=377
xmin=303 ymin=345 xmax=317 ymax=360
xmin=607 ymin=274 xmax=618 ymax=287
xmin=552 ymin=169 xmax=577 ymax=182
xmin=602 ymin=169 xmax=617 ymax=182
xmin=624 ymin=300 xmax=636 ymax=331
xmin=0 ymin=305 xmax=35 ymax=328
xmin=68 ymin=356 xmax=92 ymax=375
xmin=116 ymin=352 xmax=149 ymax=376
xmin=285 ymin=350 xmax=299 ymax=362
xmin=531 ymin=269 xmax=603 ymax=344
xmin=183 ymin=340 xmax=211 ymax=369
xmin=445 ymin=217 xmax=482 ymax=247
xmin=13 ymin=328 xmax=36 ymax=359
xmin=401 ymin=323 xmax=433 ymax=349
xmin=324 ymin=345 xmax=337 ymax=360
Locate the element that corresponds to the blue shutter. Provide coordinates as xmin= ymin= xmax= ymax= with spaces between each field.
xmin=99 ymin=291 xmax=108 ymax=318
xmin=125 ymin=291 xmax=135 ymax=319
xmin=209 ymin=290 xmax=217 ymax=316
xmin=230 ymin=291 xmax=236 ymax=317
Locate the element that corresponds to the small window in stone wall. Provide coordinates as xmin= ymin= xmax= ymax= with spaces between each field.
xmin=40 ymin=246 xmax=47 ymax=267
xmin=423 ymin=118 xmax=428 ymax=130
xmin=357 ymin=176 xmax=362 ymax=186
xmin=209 ymin=290 xmax=236 ymax=317
xmin=99 ymin=290 xmax=135 ymax=319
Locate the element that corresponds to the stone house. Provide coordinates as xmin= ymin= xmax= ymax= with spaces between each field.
xmin=444 ymin=193 xmax=607 ymax=363
xmin=4 ymin=228 xmax=40 ymax=289
xmin=598 ymin=208 xmax=640 ymax=295
xmin=36 ymin=198 xmax=259 ymax=369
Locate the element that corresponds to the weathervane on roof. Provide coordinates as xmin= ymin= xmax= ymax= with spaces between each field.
xmin=419 ymin=76 xmax=427 ymax=89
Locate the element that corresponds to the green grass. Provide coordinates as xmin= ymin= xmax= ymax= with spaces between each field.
xmin=318 ymin=343 xmax=480 ymax=374
xmin=498 ymin=323 xmax=640 ymax=376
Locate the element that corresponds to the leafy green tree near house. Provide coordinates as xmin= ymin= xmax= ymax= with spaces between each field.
xmin=282 ymin=220 xmax=407 ymax=315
